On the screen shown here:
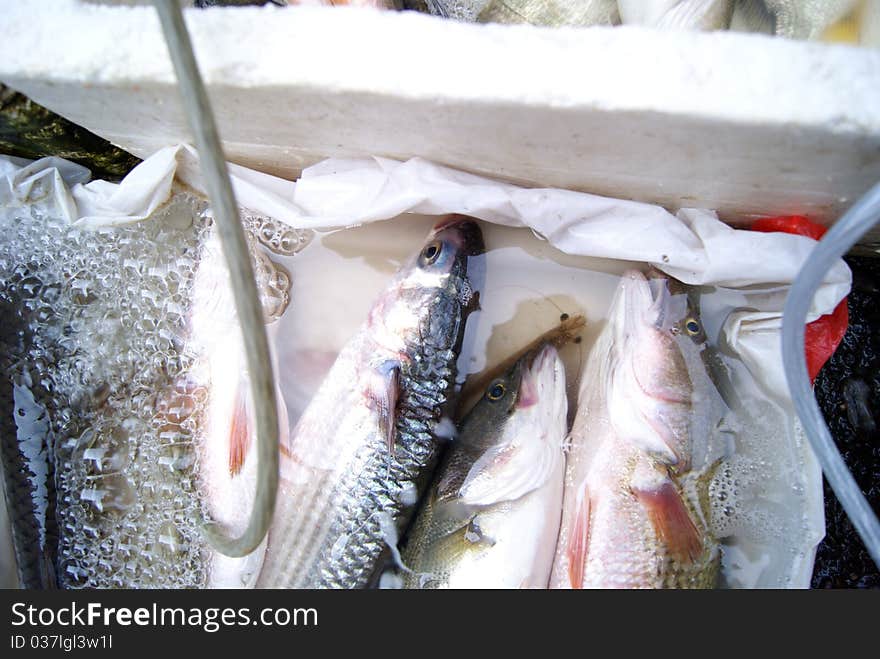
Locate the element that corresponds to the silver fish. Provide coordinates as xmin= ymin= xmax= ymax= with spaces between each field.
xmin=618 ymin=0 xmax=734 ymax=30
xmin=401 ymin=343 xmax=566 ymax=589
xmin=550 ymin=270 xmax=722 ymax=589
xmin=257 ymin=216 xmax=484 ymax=589
xmin=0 ymin=336 xmax=55 ymax=589
xmin=413 ymin=0 xmax=620 ymax=27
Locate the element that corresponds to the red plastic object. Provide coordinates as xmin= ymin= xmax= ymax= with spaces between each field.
xmin=751 ymin=215 xmax=849 ymax=383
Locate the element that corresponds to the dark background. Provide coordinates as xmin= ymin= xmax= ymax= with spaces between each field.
xmin=813 ymin=255 xmax=880 ymax=588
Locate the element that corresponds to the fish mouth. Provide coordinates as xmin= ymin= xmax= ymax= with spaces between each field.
xmin=617 ymin=269 xmax=684 ymax=334
xmin=431 ymin=215 xmax=485 ymax=257
xmin=516 ymin=343 xmax=564 ymax=410
xmin=617 ymin=269 xmax=654 ymax=333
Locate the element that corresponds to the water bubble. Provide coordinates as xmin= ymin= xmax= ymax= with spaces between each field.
xmin=158 ymin=442 xmax=196 ymax=473
xmin=1 ymin=190 xmax=299 ymax=587
xmin=157 ymin=522 xmax=183 ymax=558
xmin=81 ymin=474 xmax=136 ymax=515
xmin=59 ymin=560 xmax=90 ymax=588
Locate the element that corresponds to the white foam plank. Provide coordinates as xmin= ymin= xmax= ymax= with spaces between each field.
xmin=1 ymin=1 xmax=879 ymax=226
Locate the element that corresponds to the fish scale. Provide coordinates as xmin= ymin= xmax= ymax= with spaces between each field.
xmin=401 ymin=343 xmax=568 ymax=589
xmin=293 ymin=346 xmax=449 ymax=589
xmin=257 ymin=217 xmax=483 ymax=589
xmin=550 ymin=270 xmax=722 ymax=589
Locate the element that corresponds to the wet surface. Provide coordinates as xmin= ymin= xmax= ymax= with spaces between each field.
xmin=813 ymin=256 xmax=880 ymax=589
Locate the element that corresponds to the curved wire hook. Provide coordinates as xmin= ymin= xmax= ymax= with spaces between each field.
xmin=154 ymin=0 xmax=279 ymax=557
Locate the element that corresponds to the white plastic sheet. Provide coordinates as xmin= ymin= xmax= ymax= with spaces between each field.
xmin=21 ymin=144 xmax=849 ymax=398
xmin=2 ymin=144 xmax=852 ymax=408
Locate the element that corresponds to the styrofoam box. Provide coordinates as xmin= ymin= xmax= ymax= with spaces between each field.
xmin=1 ymin=1 xmax=880 ymax=234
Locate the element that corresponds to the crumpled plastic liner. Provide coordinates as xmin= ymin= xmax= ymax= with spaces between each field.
xmin=1 ymin=145 xmax=853 ymax=587
xmin=3 ymin=145 xmax=850 ymax=399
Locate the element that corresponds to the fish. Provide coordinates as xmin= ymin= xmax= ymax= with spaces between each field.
xmin=730 ymin=0 xmax=859 ymax=40
xmin=618 ymin=0 xmax=734 ymax=31
xmin=0 ymin=307 xmax=56 ymax=589
xmin=409 ymin=0 xmax=620 ymax=27
xmin=180 ymin=226 xmax=293 ymax=588
xmin=456 ymin=312 xmax=584 ymax=420
xmin=550 ymin=269 xmax=722 ymax=589
xmin=401 ymin=342 xmax=566 ymax=589
xmin=257 ymin=216 xmax=484 ymax=589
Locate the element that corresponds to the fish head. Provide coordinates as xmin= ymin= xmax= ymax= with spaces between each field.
xmin=647 ymin=268 xmax=708 ymax=346
xmin=516 ymin=343 xmax=567 ymax=414
xmin=459 ymin=342 xmax=565 ymax=444
xmin=612 ymin=268 xmax=706 ymax=386
xmin=367 ymin=215 xmax=485 ymax=359
xmin=417 ymin=215 xmax=485 ymax=303
xmin=607 ymin=269 xmax=707 ymax=468
xmin=470 ymin=356 xmax=526 ymax=430
xmin=439 ymin=343 xmax=567 ymax=508
xmin=463 ymin=342 xmax=567 ymax=443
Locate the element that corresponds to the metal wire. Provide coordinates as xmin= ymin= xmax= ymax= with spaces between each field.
xmin=154 ymin=0 xmax=279 ymax=558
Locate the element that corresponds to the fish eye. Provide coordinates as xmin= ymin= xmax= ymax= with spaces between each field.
xmin=420 ymin=241 xmax=443 ymax=266
xmin=685 ymin=318 xmax=701 ymax=335
xmin=487 ymin=382 xmax=506 ymax=401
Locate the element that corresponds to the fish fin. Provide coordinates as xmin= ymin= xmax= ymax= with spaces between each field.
xmin=464 ymin=516 xmax=496 ymax=547
xmin=633 ymin=479 xmax=702 ymax=563
xmin=228 ymin=386 xmax=251 ymax=476
xmin=424 ymin=514 xmax=496 ymax=567
xmin=608 ymin=374 xmax=680 ymax=466
xmin=366 ymin=361 xmax=400 ymax=452
xmin=641 ymin=407 xmax=690 ymax=472
xmin=376 ymin=511 xmax=413 ymax=575
xmin=435 ymin=468 xmax=461 ymax=502
xmin=567 ymin=485 xmax=591 ymax=589
xmin=458 ymin=432 xmax=562 ymax=507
